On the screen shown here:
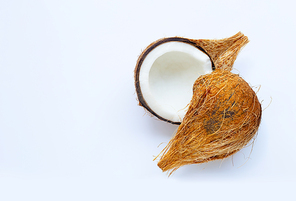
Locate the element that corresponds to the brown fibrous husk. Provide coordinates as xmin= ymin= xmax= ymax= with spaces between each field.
xmin=192 ymin=32 xmax=246 ymax=68
xmin=156 ymin=33 xmax=262 ymax=175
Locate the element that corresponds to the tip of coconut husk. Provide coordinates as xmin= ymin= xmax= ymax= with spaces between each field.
xmin=214 ymin=36 xmax=249 ymax=71
xmin=192 ymin=32 xmax=248 ymax=70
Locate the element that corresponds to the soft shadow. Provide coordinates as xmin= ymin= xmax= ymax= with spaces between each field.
xmin=169 ymin=158 xmax=234 ymax=180
xmin=146 ymin=117 xmax=179 ymax=138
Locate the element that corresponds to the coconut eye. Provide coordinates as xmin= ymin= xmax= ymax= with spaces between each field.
xmin=135 ymin=38 xmax=213 ymax=124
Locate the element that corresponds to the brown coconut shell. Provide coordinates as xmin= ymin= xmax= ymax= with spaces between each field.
xmin=134 ymin=32 xmax=246 ymax=124
xmin=156 ymin=34 xmax=262 ymax=174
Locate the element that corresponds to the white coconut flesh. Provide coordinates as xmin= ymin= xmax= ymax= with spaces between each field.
xmin=139 ymin=41 xmax=212 ymax=123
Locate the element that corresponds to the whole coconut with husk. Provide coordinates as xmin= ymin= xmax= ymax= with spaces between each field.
xmin=155 ymin=35 xmax=262 ymax=175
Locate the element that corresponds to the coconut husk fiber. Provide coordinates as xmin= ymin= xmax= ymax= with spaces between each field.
xmin=156 ymin=33 xmax=262 ymax=175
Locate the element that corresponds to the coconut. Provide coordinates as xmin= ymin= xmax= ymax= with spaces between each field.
xmin=135 ymin=32 xmax=246 ymax=124
xmin=155 ymin=34 xmax=262 ymax=175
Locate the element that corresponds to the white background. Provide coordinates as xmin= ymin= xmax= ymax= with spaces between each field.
xmin=0 ymin=0 xmax=295 ymax=200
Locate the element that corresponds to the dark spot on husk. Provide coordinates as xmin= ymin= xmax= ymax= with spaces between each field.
xmin=224 ymin=110 xmax=235 ymax=118
xmin=204 ymin=118 xmax=221 ymax=134
xmin=221 ymin=104 xmax=236 ymax=119
xmin=227 ymin=92 xmax=235 ymax=101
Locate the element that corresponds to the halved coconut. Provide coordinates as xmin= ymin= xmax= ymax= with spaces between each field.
xmin=135 ymin=37 xmax=213 ymax=124
xmin=135 ymin=33 xmax=246 ymax=124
